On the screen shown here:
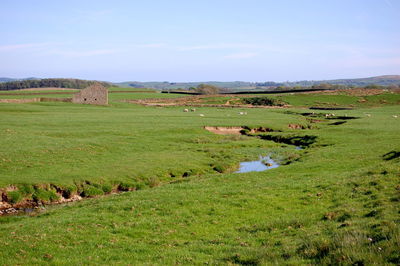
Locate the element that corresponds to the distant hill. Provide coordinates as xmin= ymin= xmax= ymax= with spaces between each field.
xmin=284 ymin=75 xmax=400 ymax=87
xmin=115 ymin=81 xmax=259 ymax=91
xmin=2 ymin=75 xmax=399 ymax=91
xmin=116 ymin=75 xmax=400 ymax=91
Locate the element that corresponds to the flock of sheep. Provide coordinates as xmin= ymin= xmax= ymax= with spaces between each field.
xmin=184 ymin=108 xmax=398 ymax=119
xmin=183 ymin=108 xmax=249 ymax=117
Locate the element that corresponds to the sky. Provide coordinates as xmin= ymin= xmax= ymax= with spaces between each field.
xmin=0 ymin=0 xmax=399 ymax=82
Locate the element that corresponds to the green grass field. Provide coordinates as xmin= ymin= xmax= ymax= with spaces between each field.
xmin=0 ymin=90 xmax=399 ymax=264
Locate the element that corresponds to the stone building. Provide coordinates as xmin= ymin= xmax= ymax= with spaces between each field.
xmin=72 ymin=83 xmax=108 ymax=105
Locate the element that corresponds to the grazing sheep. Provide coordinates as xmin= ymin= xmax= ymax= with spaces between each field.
xmin=190 ymin=108 xmax=196 ymax=112
xmin=199 ymin=114 xmax=204 ymax=117
xmin=183 ymin=108 xmax=189 ymax=112
xmin=393 ymin=115 xmax=398 ymax=118
xmin=239 ymin=112 xmax=244 ymax=115
xmin=365 ymin=114 xmax=371 ymax=117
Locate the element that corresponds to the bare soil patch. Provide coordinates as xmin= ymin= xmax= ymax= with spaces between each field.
xmin=204 ymin=126 xmax=244 ymax=135
xmin=288 ymin=124 xmax=305 ymax=129
xmin=204 ymin=126 xmax=276 ymax=135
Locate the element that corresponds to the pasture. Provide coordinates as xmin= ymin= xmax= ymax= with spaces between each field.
xmin=0 ymin=89 xmax=399 ymax=264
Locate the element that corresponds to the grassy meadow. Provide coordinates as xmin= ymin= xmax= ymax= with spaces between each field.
xmin=0 ymin=90 xmax=399 ymax=264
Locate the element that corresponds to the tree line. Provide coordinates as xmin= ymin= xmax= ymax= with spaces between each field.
xmin=0 ymin=79 xmax=112 ymax=91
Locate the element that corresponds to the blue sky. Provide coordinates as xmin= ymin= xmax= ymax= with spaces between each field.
xmin=1 ymin=0 xmax=399 ymax=82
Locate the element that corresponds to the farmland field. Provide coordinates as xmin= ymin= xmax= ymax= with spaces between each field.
xmin=0 ymin=90 xmax=399 ymax=264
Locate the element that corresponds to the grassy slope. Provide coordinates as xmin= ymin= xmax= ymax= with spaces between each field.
xmin=0 ymin=93 xmax=294 ymax=187
xmin=153 ymin=93 xmax=400 ymax=108
xmin=274 ymin=93 xmax=400 ymax=108
xmin=0 ymin=93 xmax=399 ymax=264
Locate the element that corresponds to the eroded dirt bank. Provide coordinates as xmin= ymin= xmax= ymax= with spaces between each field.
xmin=204 ymin=126 xmax=244 ymax=135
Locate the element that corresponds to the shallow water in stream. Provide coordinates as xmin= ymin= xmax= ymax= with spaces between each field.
xmin=235 ymin=156 xmax=279 ymax=173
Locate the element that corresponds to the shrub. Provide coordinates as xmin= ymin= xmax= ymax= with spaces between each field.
xmin=242 ymin=97 xmax=286 ymax=106
xmin=7 ymin=191 xmax=23 ymax=204
xmin=134 ymin=182 xmax=145 ymax=190
xmin=101 ymin=183 xmax=112 ymax=194
xmin=81 ymin=185 xmax=104 ymax=197
xmin=62 ymin=185 xmax=77 ymax=198
xmin=17 ymin=184 xmax=34 ymax=196
xmin=195 ymin=84 xmax=221 ymax=95
xmin=33 ymin=188 xmax=60 ymax=203
xmin=213 ymin=164 xmax=225 ymax=173
xmin=118 ymin=181 xmax=146 ymax=191
xmin=147 ymin=177 xmax=160 ymax=188
xmin=118 ymin=182 xmax=136 ymax=191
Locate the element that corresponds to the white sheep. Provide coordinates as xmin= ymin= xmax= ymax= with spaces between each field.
xmin=199 ymin=114 xmax=204 ymax=117
xmin=183 ymin=108 xmax=189 ymax=112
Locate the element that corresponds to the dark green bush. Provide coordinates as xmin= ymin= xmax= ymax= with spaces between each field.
xmin=81 ymin=185 xmax=104 ymax=197
xmin=134 ymin=182 xmax=145 ymax=190
xmin=213 ymin=164 xmax=225 ymax=173
xmin=101 ymin=183 xmax=112 ymax=193
xmin=62 ymin=185 xmax=77 ymax=198
xmin=7 ymin=191 xmax=23 ymax=204
xmin=242 ymin=97 xmax=286 ymax=106
xmin=33 ymin=188 xmax=59 ymax=203
xmin=118 ymin=182 xmax=136 ymax=191
xmin=17 ymin=184 xmax=34 ymax=196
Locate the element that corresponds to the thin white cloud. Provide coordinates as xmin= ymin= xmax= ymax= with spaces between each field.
xmin=0 ymin=43 xmax=51 ymax=51
xmin=135 ymin=43 xmax=166 ymax=48
xmin=178 ymin=43 xmax=308 ymax=55
xmin=224 ymin=52 xmax=258 ymax=59
xmin=179 ymin=43 xmax=258 ymax=51
xmin=48 ymin=49 xmax=117 ymax=57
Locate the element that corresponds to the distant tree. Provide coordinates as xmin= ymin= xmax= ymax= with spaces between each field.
xmin=364 ymin=84 xmax=381 ymax=90
xmin=312 ymin=83 xmax=332 ymax=90
xmin=387 ymin=84 xmax=399 ymax=90
xmin=195 ymin=84 xmax=221 ymax=95
xmin=0 ymin=78 xmax=112 ymax=91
